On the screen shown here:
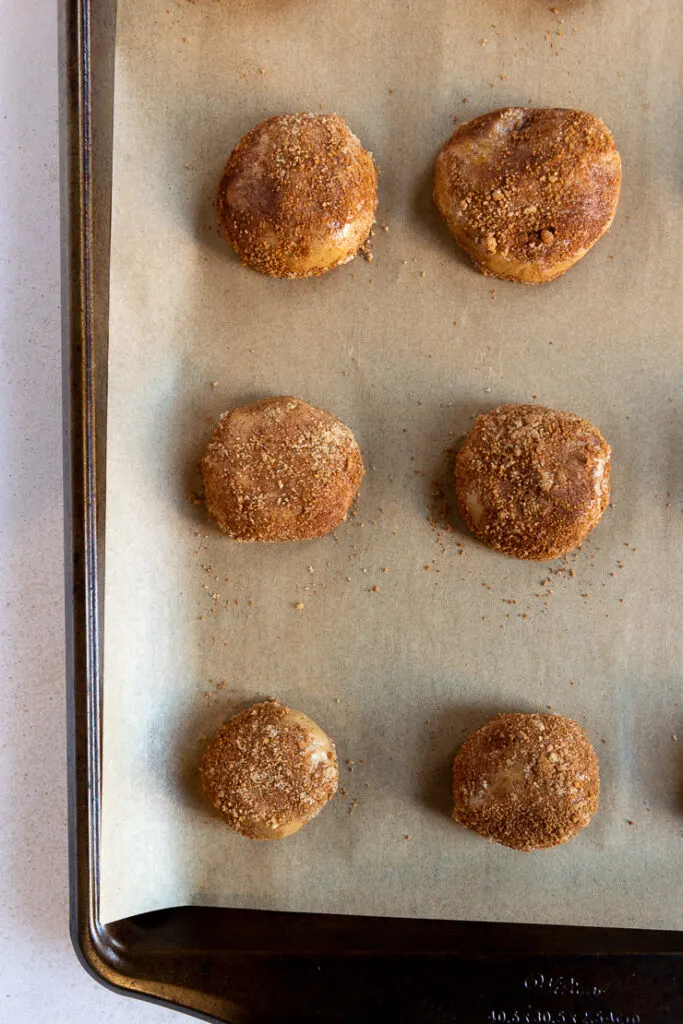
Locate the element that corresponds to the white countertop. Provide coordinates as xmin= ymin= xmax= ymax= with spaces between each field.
xmin=0 ymin=2 xmax=169 ymax=1020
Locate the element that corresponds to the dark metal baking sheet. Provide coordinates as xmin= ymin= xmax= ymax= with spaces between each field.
xmin=61 ymin=0 xmax=683 ymax=1019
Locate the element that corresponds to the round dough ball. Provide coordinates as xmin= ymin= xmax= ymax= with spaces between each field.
xmin=433 ymin=107 xmax=621 ymax=283
xmin=201 ymin=396 xmax=365 ymax=542
xmin=201 ymin=700 xmax=339 ymax=840
xmin=452 ymin=713 xmax=600 ymax=851
xmin=217 ymin=112 xmax=378 ymax=278
xmin=455 ymin=404 xmax=611 ymax=561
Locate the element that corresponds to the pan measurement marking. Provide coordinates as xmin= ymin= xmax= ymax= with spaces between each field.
xmin=488 ymin=1012 xmax=641 ymax=1023
xmin=524 ymin=974 xmax=606 ymax=998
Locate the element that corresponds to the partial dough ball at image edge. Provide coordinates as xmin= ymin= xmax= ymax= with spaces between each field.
xmin=452 ymin=713 xmax=600 ymax=851
xmin=201 ymin=396 xmax=365 ymax=542
xmin=433 ymin=107 xmax=621 ymax=283
xmin=217 ymin=112 xmax=378 ymax=278
xmin=200 ymin=700 xmax=339 ymax=840
xmin=454 ymin=403 xmax=611 ymax=561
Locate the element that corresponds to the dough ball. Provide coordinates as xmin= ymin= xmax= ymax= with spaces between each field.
xmin=433 ymin=107 xmax=621 ymax=283
xmin=201 ymin=396 xmax=365 ymax=542
xmin=452 ymin=713 xmax=600 ymax=851
xmin=201 ymin=700 xmax=338 ymax=840
xmin=455 ymin=403 xmax=611 ymax=561
xmin=217 ymin=112 xmax=378 ymax=278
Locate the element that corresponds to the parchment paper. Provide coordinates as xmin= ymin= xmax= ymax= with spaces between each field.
xmin=101 ymin=0 xmax=683 ymax=927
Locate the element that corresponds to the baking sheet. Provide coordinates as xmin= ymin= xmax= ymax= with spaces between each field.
xmin=101 ymin=0 xmax=683 ymax=927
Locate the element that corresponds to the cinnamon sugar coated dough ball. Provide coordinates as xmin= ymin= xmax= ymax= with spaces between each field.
xmin=201 ymin=396 xmax=365 ymax=542
xmin=455 ymin=404 xmax=611 ymax=561
xmin=452 ymin=713 xmax=600 ymax=851
xmin=433 ymin=107 xmax=621 ymax=283
xmin=217 ymin=113 xmax=378 ymax=278
xmin=201 ymin=701 xmax=338 ymax=840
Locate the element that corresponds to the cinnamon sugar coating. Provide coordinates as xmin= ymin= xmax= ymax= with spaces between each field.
xmin=201 ymin=700 xmax=338 ymax=840
xmin=453 ymin=713 xmax=600 ymax=851
xmin=201 ymin=396 xmax=365 ymax=542
xmin=217 ymin=113 xmax=378 ymax=278
xmin=455 ymin=404 xmax=611 ymax=561
xmin=434 ymin=107 xmax=621 ymax=283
